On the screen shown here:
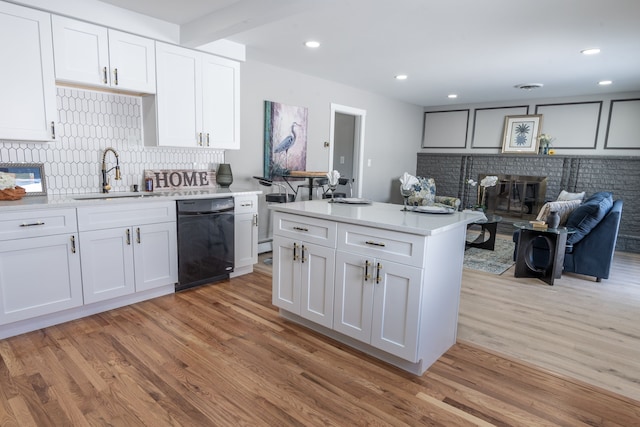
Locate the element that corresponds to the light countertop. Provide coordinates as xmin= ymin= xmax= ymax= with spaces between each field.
xmin=269 ymin=200 xmax=484 ymax=236
xmin=0 ymin=186 xmax=261 ymax=212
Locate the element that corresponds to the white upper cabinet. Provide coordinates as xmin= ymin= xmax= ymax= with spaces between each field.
xmin=155 ymin=41 xmax=240 ymax=149
xmin=52 ymin=15 xmax=156 ymax=94
xmin=0 ymin=2 xmax=56 ymax=141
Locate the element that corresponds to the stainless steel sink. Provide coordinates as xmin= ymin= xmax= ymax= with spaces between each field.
xmin=72 ymin=192 xmax=164 ymax=200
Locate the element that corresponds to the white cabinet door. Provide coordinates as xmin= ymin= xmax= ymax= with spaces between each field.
xmin=202 ymin=54 xmax=240 ymax=149
xmin=133 ymin=222 xmax=178 ymax=292
xmin=52 ymin=16 xmax=109 ymax=87
xmin=0 ymin=234 xmax=82 ymax=325
xmin=370 ymin=260 xmax=422 ymax=362
xmin=234 ymin=212 xmax=258 ymax=269
xmin=272 ymin=235 xmax=300 ymax=313
xmin=272 ymin=236 xmax=335 ymax=328
xmin=52 ymin=16 xmax=155 ymax=93
xmin=155 ymin=42 xmax=201 ymax=147
xmin=299 ymin=242 xmax=335 ymax=328
xmin=108 ymin=29 xmax=156 ymax=93
xmin=334 ymin=251 xmax=375 ymax=342
xmin=79 ymin=227 xmax=136 ymax=304
xmin=0 ymin=2 xmax=56 ymax=141
xmin=334 ymin=251 xmax=422 ymax=361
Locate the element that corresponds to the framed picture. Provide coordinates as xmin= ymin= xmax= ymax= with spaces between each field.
xmin=501 ymin=115 xmax=543 ymax=154
xmin=0 ymin=163 xmax=47 ymax=196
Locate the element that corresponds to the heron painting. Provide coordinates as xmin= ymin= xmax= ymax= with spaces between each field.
xmin=264 ymin=101 xmax=308 ymax=178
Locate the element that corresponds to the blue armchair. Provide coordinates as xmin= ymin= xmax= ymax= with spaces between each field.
xmin=513 ymin=193 xmax=623 ymax=282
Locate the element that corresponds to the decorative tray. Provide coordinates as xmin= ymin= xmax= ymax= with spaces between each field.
xmin=412 ymin=205 xmax=455 ymax=214
xmin=330 ymin=197 xmax=372 ymax=205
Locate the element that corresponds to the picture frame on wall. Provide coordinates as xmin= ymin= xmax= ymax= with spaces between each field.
xmin=501 ymin=115 xmax=543 ymax=154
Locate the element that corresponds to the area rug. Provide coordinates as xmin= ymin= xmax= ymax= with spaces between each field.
xmin=463 ymin=236 xmax=515 ymax=275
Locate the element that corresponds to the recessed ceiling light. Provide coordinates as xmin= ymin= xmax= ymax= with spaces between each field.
xmin=395 ymin=74 xmax=408 ymax=80
xmin=448 ymin=94 xmax=458 ymax=99
xmin=581 ymin=48 xmax=601 ymax=55
xmin=599 ymin=80 xmax=613 ymax=86
xmin=304 ymin=41 xmax=320 ymax=48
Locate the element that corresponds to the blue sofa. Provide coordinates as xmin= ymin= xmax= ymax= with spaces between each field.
xmin=513 ymin=193 xmax=623 ymax=282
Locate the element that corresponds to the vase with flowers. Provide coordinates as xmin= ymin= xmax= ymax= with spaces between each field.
xmin=475 ymin=175 xmax=498 ymax=212
xmin=539 ymin=134 xmax=555 ymax=155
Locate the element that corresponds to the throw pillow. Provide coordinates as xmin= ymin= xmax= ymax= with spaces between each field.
xmin=565 ymin=191 xmax=613 ymax=245
xmin=536 ymin=199 xmax=582 ymax=225
xmin=557 ymin=190 xmax=586 ymax=201
xmin=409 ymin=177 xmax=436 ymax=206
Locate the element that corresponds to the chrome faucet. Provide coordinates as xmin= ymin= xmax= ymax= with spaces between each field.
xmin=101 ymin=147 xmax=121 ymax=193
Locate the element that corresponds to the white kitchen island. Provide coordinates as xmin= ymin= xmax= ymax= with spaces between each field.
xmin=269 ymin=200 xmax=483 ymax=375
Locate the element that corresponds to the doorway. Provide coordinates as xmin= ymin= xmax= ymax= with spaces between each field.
xmin=329 ymin=103 xmax=366 ymax=198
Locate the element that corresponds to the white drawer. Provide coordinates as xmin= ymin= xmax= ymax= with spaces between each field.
xmin=235 ymin=195 xmax=258 ymax=213
xmin=0 ymin=208 xmax=78 ymax=241
xmin=77 ymin=201 xmax=176 ymax=231
xmin=337 ymin=223 xmax=425 ymax=267
xmin=273 ymin=212 xmax=337 ymax=248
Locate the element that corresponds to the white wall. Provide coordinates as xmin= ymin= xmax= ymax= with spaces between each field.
xmin=226 ymin=60 xmax=424 ymax=203
xmin=421 ymin=92 xmax=640 ymax=156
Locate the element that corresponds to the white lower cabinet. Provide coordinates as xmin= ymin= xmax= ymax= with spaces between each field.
xmin=77 ymin=202 xmax=178 ymax=304
xmin=334 ymin=251 xmax=422 ymax=361
xmin=234 ymin=195 xmax=258 ymax=273
xmin=0 ymin=209 xmax=82 ymax=325
xmin=272 ymin=212 xmax=337 ymax=328
xmin=272 ymin=236 xmax=335 ymax=328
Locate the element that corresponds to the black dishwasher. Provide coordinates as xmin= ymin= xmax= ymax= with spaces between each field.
xmin=176 ymin=198 xmax=234 ymax=291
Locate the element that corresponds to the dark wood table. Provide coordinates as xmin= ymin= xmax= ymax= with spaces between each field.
xmin=466 ymin=214 xmax=502 ymax=251
xmin=513 ymin=222 xmax=575 ymax=286
xmin=280 ymin=171 xmax=327 ymax=200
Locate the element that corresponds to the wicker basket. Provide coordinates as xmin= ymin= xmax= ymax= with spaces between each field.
xmin=0 ymin=186 xmax=26 ymax=201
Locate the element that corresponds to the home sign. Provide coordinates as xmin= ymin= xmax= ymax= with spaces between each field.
xmin=143 ymin=169 xmax=217 ymax=190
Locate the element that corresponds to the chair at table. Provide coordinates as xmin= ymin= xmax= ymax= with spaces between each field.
xmin=253 ymin=176 xmax=295 ymax=264
xmin=322 ymin=178 xmax=353 ymax=199
xmin=296 ymin=178 xmax=327 ymax=200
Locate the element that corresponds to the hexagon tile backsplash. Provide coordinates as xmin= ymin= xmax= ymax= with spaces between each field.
xmin=0 ymin=87 xmax=224 ymax=195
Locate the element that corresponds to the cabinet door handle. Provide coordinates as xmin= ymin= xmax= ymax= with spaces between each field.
xmin=293 ymin=226 xmax=309 ymax=232
xmin=136 ymin=227 xmax=141 ymax=244
xmin=51 ymin=122 xmax=56 ymax=139
xmin=20 ymin=221 xmax=45 ymax=227
xmin=301 ymin=244 xmax=306 ymax=263
xmin=206 ymin=133 xmax=210 ymax=146
xmin=364 ymin=260 xmax=371 ymax=281
xmin=365 ymin=240 xmax=386 ymax=247
xmin=126 ymin=228 xmax=131 ymax=245
xmin=70 ymin=235 xmax=76 ymax=254
xmin=103 ymin=66 xmax=108 ymax=84
xmin=198 ymin=132 xmax=203 ymax=146
xmin=113 ymin=68 xmax=118 ymax=85
xmin=253 ymin=214 xmax=258 ymax=227
xmin=376 ymin=262 xmax=382 ymax=284
xmin=293 ymin=242 xmax=298 ymax=261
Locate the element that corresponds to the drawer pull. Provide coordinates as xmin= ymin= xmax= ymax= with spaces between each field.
xmin=365 ymin=240 xmax=386 ymax=247
xmin=292 ymin=226 xmax=309 ymax=232
xmin=20 ymin=221 xmax=45 ymax=227
xmin=376 ymin=262 xmax=383 ymax=284
xmin=364 ymin=260 xmax=371 ymax=281
xmin=241 ymin=202 xmax=253 ymax=207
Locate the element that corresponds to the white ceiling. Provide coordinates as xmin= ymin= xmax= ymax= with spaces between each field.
xmin=99 ymin=0 xmax=640 ymax=107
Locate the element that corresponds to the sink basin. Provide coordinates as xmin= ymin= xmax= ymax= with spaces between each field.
xmin=72 ymin=192 xmax=164 ymax=200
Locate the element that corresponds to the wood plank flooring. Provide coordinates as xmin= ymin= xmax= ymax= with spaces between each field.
xmin=1 ymin=258 xmax=639 ymax=425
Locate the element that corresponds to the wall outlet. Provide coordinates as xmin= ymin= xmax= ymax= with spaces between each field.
xmin=367 ymin=159 xmax=372 ymax=167
xmin=340 ymin=156 xmax=345 ymax=164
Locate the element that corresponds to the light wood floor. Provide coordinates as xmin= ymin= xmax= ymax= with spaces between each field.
xmin=458 ymin=246 xmax=640 ymax=402
xmin=0 ymin=249 xmax=638 ymax=425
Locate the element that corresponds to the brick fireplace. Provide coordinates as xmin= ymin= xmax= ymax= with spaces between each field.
xmin=416 ymin=153 xmax=640 ymax=253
